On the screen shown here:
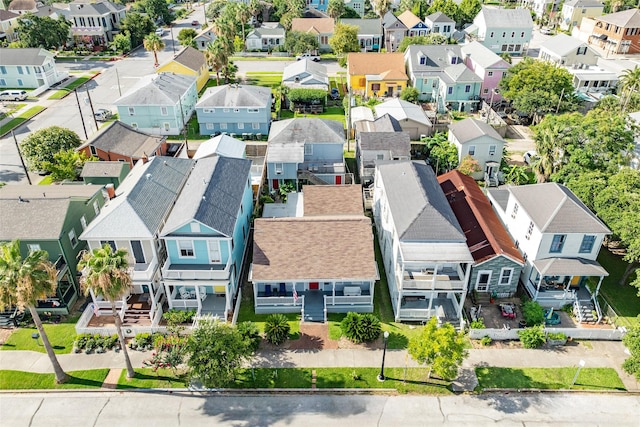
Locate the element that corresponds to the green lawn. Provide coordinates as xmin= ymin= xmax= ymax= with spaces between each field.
xmin=0 ymin=369 xmax=108 ymax=390
xmin=279 ymin=106 xmax=346 ymax=125
xmin=48 ymin=76 xmax=92 ymax=100
xmin=117 ymin=368 xmax=188 ymax=389
xmin=166 ymin=115 xmax=203 ymax=141
xmin=0 ymin=105 xmax=46 ymax=136
xmin=595 ymin=249 xmax=640 ymax=327
xmin=244 ymin=72 xmax=284 ymax=89
xmin=38 ymin=175 xmax=54 ymax=185
xmin=1 ymin=315 xmax=80 ymax=354
xmin=475 ymin=367 xmax=626 ymax=391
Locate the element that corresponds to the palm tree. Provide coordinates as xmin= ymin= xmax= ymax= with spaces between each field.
xmin=236 ymin=3 xmax=251 ymax=47
xmin=0 ymin=241 xmax=68 ymax=384
xmin=327 ymin=0 xmax=345 ymax=20
xmin=143 ymin=33 xmax=165 ymax=67
xmin=78 ymin=244 xmax=135 ymax=378
xmin=619 ymin=67 xmax=640 ymax=106
xmin=205 ymin=40 xmax=229 ymax=86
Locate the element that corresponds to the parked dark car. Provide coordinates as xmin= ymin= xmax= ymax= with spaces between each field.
xmin=330 ymin=88 xmax=340 ymax=100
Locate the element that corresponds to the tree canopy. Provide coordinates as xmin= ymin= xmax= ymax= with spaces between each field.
xmin=329 ymin=23 xmax=360 ymax=67
xmin=420 ymin=132 xmax=458 ymax=175
xmin=284 ymin=30 xmax=319 ymax=55
xmin=398 ymin=34 xmax=448 ymax=52
xmin=16 ymin=14 xmax=71 ymax=50
xmin=44 ymin=149 xmax=94 ymax=182
xmin=427 ymin=0 xmax=460 ymax=24
xmin=20 ymin=126 xmax=81 ymax=172
xmin=408 ymin=317 xmax=467 ymax=380
xmin=120 ymin=12 xmax=155 ymax=47
xmin=141 ymin=0 xmax=174 ymax=24
xmin=177 ymin=28 xmax=198 ymax=48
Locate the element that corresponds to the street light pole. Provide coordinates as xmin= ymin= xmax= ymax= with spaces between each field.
xmin=11 ymin=127 xmax=32 ymax=185
xmin=570 ymin=360 xmax=586 ymax=389
xmin=377 ymin=330 xmax=390 ymax=382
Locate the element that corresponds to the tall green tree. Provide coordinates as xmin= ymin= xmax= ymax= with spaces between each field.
xmin=458 ymin=0 xmax=481 ymax=25
xmin=142 ymin=0 xmax=173 ymax=24
xmin=177 ymin=28 xmax=198 ymax=48
xmin=78 ymin=244 xmax=135 ymax=379
xmin=120 ymin=12 xmax=155 ymax=47
xmin=0 ymin=241 xmax=68 ymax=384
xmin=109 ymin=33 xmax=132 ymax=53
xmin=16 ymin=14 xmax=71 ymax=50
xmin=236 ymin=3 xmax=252 ymax=45
xmin=422 ymin=132 xmax=458 ymax=174
xmin=329 ymin=23 xmax=360 ymax=67
xmin=44 ymin=149 xmax=94 ymax=182
xmin=186 ymin=319 xmax=253 ymax=388
xmin=248 ymin=0 xmax=263 ymax=23
xmin=427 ymin=0 xmax=459 ymax=23
xmin=284 ymin=30 xmax=319 ymax=55
xmin=619 ymin=66 xmax=640 ymax=109
xmin=205 ymin=39 xmax=228 ymax=86
xmin=20 ymin=126 xmax=81 ymax=172
xmin=143 ymin=33 xmax=165 ymax=66
xmin=398 ymin=34 xmax=447 ymax=52
xmin=372 ymin=0 xmax=392 ymax=20
xmin=328 ymin=0 xmax=346 ymax=19
xmin=408 ymin=317 xmax=467 ymax=380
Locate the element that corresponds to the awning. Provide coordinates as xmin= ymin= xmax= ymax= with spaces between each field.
xmin=533 ymin=258 xmax=608 ymax=277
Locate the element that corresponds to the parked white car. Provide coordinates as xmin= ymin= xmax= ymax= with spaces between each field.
xmin=296 ymin=53 xmax=320 ymax=62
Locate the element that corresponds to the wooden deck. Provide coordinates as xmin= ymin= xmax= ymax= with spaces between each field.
xmin=87 ymin=294 xmax=153 ymax=328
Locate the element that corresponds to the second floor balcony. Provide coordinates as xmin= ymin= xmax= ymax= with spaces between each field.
xmin=162 ymin=258 xmax=231 ymax=281
xmin=400 ymin=264 xmax=466 ymax=291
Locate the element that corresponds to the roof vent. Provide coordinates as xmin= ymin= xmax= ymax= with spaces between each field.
xmin=146 ymin=173 xmax=152 ymax=180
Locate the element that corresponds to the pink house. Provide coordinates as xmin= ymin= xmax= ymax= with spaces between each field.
xmin=461 ymin=41 xmax=511 ymax=104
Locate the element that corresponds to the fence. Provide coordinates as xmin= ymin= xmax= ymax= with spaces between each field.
xmin=231 ymin=287 xmax=242 ymax=326
xmin=469 ymin=327 xmax=626 ymax=341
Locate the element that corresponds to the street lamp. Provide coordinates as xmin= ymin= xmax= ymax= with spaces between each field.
xmin=31 ymin=332 xmax=42 ymax=346
xmin=570 ymin=359 xmax=586 ymax=389
xmin=377 ymin=330 xmax=390 ymax=382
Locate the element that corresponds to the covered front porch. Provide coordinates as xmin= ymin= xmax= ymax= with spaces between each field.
xmin=396 ymin=292 xmax=462 ymax=325
xmin=164 ymin=281 xmax=230 ymax=319
xmin=34 ymin=256 xmax=78 ymax=315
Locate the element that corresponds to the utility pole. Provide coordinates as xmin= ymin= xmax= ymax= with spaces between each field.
xmin=178 ymin=98 xmax=190 ymax=154
xmin=86 ymin=86 xmax=98 ymax=132
xmin=74 ymin=89 xmax=88 ymax=140
xmin=115 ymin=68 xmax=122 ymax=97
xmin=11 ymin=128 xmax=32 ymax=185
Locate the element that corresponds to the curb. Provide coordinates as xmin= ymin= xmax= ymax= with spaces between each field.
xmin=0 ymin=106 xmax=48 ymax=138
xmin=0 ymin=387 xmax=398 ymax=395
xmin=481 ymin=387 xmax=639 ymax=395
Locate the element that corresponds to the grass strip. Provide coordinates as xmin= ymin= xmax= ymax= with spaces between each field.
xmin=475 ymin=367 xmax=626 ymax=391
xmin=0 ymin=369 xmax=109 ymax=390
xmin=48 ymin=76 xmax=92 ymax=100
xmin=0 ymin=106 xmax=46 ymax=136
xmin=1 ymin=315 xmax=79 ymax=354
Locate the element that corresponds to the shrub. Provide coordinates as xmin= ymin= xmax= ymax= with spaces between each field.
xmin=518 ymin=325 xmax=546 ymax=349
xmin=237 ymin=321 xmax=262 ymax=353
xmin=264 ymin=313 xmax=290 ymax=345
xmin=132 ymin=333 xmax=153 ymax=350
xmin=470 ymin=318 xmax=485 ymax=329
xmin=480 ymin=336 xmax=492 ymax=346
xmin=340 ymin=312 xmax=381 ymax=343
xmin=547 ymin=332 xmax=567 ymax=341
xmin=287 ymin=88 xmax=327 ymax=105
xmin=163 ymin=309 xmax=196 ymax=325
xmin=522 ymin=300 xmax=545 ymax=326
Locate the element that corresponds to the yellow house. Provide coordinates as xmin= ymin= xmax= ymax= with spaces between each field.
xmin=347 ymin=52 xmax=408 ymax=98
xmin=157 ymin=46 xmax=209 ymax=92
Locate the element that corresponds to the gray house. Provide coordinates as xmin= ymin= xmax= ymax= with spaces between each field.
xmin=382 ymin=11 xmax=408 ymax=53
xmin=281 ymin=59 xmax=329 ymax=90
xmin=68 ymin=0 xmax=126 ymax=46
xmin=374 ymin=98 xmax=433 ymax=140
xmin=357 ymin=131 xmax=411 ymax=184
xmin=245 ymin=22 xmax=285 ymax=52
xmin=341 ymin=18 xmax=383 ymax=52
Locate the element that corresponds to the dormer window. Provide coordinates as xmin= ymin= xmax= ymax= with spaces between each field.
xmin=419 ymin=55 xmax=426 ymax=65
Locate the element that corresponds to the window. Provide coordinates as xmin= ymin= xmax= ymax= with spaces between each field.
xmin=238 ymin=122 xmax=244 ymax=129
xmin=0 ymin=66 xmax=6 ymax=74
xmin=274 ymin=163 xmax=283 ymax=174
xmin=376 ymin=154 xmax=384 ymax=160
xmin=465 ymin=85 xmax=471 ymax=93
xmin=489 ymin=145 xmax=496 ymax=156
xmin=206 ymin=123 xmax=214 ymax=130
xmin=483 ymin=88 xmax=489 ymax=94
xmin=511 ymin=203 xmax=519 ymax=219
xmin=579 ymin=235 xmax=596 ymax=253
xmin=488 ymin=71 xmax=493 ymax=77
xmin=208 ymin=241 xmax=221 ymax=263
xmin=203 ymin=108 xmax=215 ymax=113
xmin=503 ymin=72 xmax=507 ymax=77
xmin=525 ymin=221 xmax=534 ymax=240
xmin=501 ymin=32 xmax=506 ymax=38
xmin=520 ymin=32 xmax=525 ymax=38
xmin=468 ymin=145 xmax=475 ymax=155
xmin=499 ymin=268 xmax=513 ymax=285
xmin=178 ymin=240 xmax=195 ymax=258
xmin=17 ymin=79 xmax=23 ymax=86
xmin=247 ymin=108 xmax=259 ymax=113
xmin=0 ymin=79 xmax=5 ymax=86
xmin=131 ymin=123 xmax=138 ymax=129
xmin=27 ymin=244 xmax=41 ymax=252
xmin=550 ymin=234 xmax=566 ymax=253
xmin=80 ymin=216 xmax=87 ymax=230
xmin=68 ymin=229 xmax=78 ymax=248
xmin=90 ymin=145 xmax=97 ymax=156
xmin=371 ymin=83 xmax=381 ymax=91
xmin=577 ymin=46 xmax=587 ymax=55
xmin=447 ymin=87 xmax=453 ymax=94
xmin=220 ymin=123 xmax=227 ymax=130
xmin=93 ymin=201 xmax=100 ymax=215
xmin=128 ymin=107 xmax=135 ymax=116
xmin=17 ymin=66 xmax=23 ymax=74
xmin=490 ymin=32 xmax=494 ymax=38
xmin=160 ymin=107 xmax=168 ymax=115
xmin=501 ymin=44 xmax=507 ymax=52
xmin=252 ymin=122 xmax=260 ymax=130
xmin=100 ymin=241 xmax=116 ymax=251
xmin=419 ymin=56 xmax=426 ymax=65
xmin=304 ymin=144 xmax=313 ymax=155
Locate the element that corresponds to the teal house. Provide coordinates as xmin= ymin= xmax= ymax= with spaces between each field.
xmin=0 ymin=185 xmax=106 ymax=315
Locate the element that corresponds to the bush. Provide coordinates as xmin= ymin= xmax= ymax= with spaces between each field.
xmin=518 ymin=325 xmax=546 ymax=349
xmin=522 ymin=300 xmax=545 ymax=326
xmin=163 ymin=309 xmax=196 ymax=325
xmin=480 ymin=336 xmax=492 ymax=346
xmin=131 ymin=333 xmax=154 ymax=350
xmin=547 ymin=332 xmax=567 ymax=341
xmin=470 ymin=318 xmax=485 ymax=329
xmin=264 ymin=313 xmax=290 ymax=345
xmin=340 ymin=312 xmax=381 ymax=343
xmin=74 ymin=333 xmax=119 ymax=351
xmin=237 ymin=321 xmax=261 ymax=353
xmin=287 ymin=88 xmax=327 ymax=105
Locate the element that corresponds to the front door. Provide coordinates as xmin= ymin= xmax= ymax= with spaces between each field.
xmin=476 ymin=271 xmax=491 ymax=292
xmin=272 ymin=179 xmax=279 ymax=190
xmin=387 ymin=86 xmax=394 ymax=97
xmin=335 ymin=175 xmax=342 ymax=185
xmin=309 ymin=282 xmax=319 ymax=290
xmin=131 ymin=240 xmax=145 ymax=264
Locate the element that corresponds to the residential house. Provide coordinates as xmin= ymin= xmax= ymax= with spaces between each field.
xmin=425 ymin=12 xmax=455 ymax=39
xmin=156 ymin=46 xmax=209 ymax=92
xmin=0 ymin=48 xmax=65 ymax=90
xmin=587 ymin=8 xmax=640 ymax=54
xmin=80 ymin=161 xmax=131 ymax=189
xmin=382 ymin=11 xmax=408 ymax=52
xmin=467 ymin=7 xmax=533 ymax=55
xmin=194 ymin=25 xmax=216 ymax=50
xmin=251 ymin=185 xmax=378 ymax=319
xmin=347 ymin=52 xmax=408 ymax=98
xmin=114 ymin=72 xmax=198 ymax=136
xmin=341 ymin=18 xmax=383 ymax=52
xmin=567 ymin=63 xmax=618 ymax=95
xmin=448 ymin=117 xmax=506 ymax=182
xmin=7 ymin=0 xmax=37 ymax=15
xmin=561 ymin=0 xmax=604 ymax=31
xmin=79 ymin=157 xmax=194 ymax=333
xmin=291 ymin=18 xmax=334 ymax=52
xmin=374 ymin=98 xmax=433 ymax=140
xmin=281 ymin=59 xmax=329 ymax=91
xmin=539 ymin=33 xmax=600 ymax=66
xmin=78 ymin=121 xmax=168 ymax=167
xmin=438 ymin=171 xmax=524 ymax=297
xmin=159 ymin=156 xmax=253 ymax=320
xmin=357 ymin=131 xmax=411 ymax=184
xmin=344 ymin=0 xmax=366 ymax=17
xmin=0 ymin=10 xmax=20 ymax=42
xmin=397 ymin=10 xmax=429 ymax=37
xmin=487 ymin=183 xmax=610 ymax=322
xmin=404 ymin=45 xmax=483 ymax=112
xmin=0 ymin=185 xmax=107 ymax=315
xmin=521 ymin=0 xmax=561 ymax=20
xmin=305 ymin=0 xmax=329 ymax=14
xmin=193 ymin=134 xmax=246 ymax=160
xmin=353 ymin=111 xmax=402 ymax=138
xmin=373 ymin=161 xmax=473 ymax=325
xmin=195 ymin=84 xmax=272 ymax=137
xmin=68 ymin=0 xmax=126 ymax=47
xmin=461 ymin=41 xmax=511 ymax=103
xmin=245 ymin=22 xmax=285 ymax=52
xmin=266 ymin=118 xmax=346 ymax=191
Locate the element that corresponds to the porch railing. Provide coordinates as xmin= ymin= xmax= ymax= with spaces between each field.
xmin=255 ymin=296 xmax=297 ymax=306
xmin=170 ymin=299 xmax=199 ymax=310
xmin=162 ymin=259 xmax=230 ymax=281
xmin=401 ymin=278 xmax=465 ymax=291
xmin=325 ymin=295 xmax=373 ymax=306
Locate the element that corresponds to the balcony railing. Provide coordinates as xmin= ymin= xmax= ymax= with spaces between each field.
xmin=401 ymin=269 xmax=465 ymax=291
xmin=131 ymin=257 xmax=158 ymax=281
xmin=162 ymin=259 xmax=230 ymax=280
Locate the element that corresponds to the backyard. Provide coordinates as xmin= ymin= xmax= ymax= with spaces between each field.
xmin=595 ymin=248 xmax=640 ymax=327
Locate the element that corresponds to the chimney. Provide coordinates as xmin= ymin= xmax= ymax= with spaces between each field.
xmin=105 ymin=183 xmax=116 ymax=199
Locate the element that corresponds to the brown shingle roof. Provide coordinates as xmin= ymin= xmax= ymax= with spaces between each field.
xmin=397 ymin=10 xmax=422 ymax=28
xmin=303 ymin=185 xmax=363 ymax=216
xmin=597 ymin=9 xmax=640 ymax=28
xmin=0 ymin=10 xmax=20 ymax=20
xmin=291 ymin=17 xmax=335 ymax=34
xmin=251 ymin=217 xmax=377 ymax=281
xmin=347 ymin=52 xmax=408 ymax=79
xmin=168 ymin=46 xmax=205 ymax=72
xmin=438 ymin=170 xmax=524 ymax=265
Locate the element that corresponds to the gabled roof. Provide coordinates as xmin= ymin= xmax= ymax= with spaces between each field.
xmin=397 ymin=10 xmax=423 ymax=29
xmin=0 ymin=48 xmax=54 ymax=66
xmin=348 ymin=52 xmax=408 ymax=80
xmin=441 ymin=62 xmax=483 ymax=83
xmin=539 ymin=34 xmax=590 ymax=57
xmin=495 ymin=183 xmax=611 ymax=234
xmin=425 ymin=11 xmax=455 ymax=24
xmin=340 ymin=18 xmax=383 ymax=34
xmin=193 ymin=134 xmax=246 ymax=160
xmin=405 ymin=44 xmax=464 ymax=73
xmin=354 ymin=113 xmax=402 ymax=133
xmin=596 ymin=8 xmax=640 ymax=28
xmin=81 ymin=121 xmax=165 ymax=159
xmin=461 ymin=41 xmax=510 ymax=69
xmin=350 ymin=106 xmax=375 ymax=124
xmin=382 ymin=11 xmax=406 ymax=29
xmin=80 ymin=161 xmax=129 ymax=178
xmin=291 ymin=17 xmax=334 ymax=34
xmin=359 ymin=132 xmax=411 ymax=157
xmin=282 ymin=59 xmax=328 ymax=88
xmin=377 ymin=161 xmax=466 ymax=242
xmin=0 ymin=10 xmax=20 ymax=20
xmin=248 ymin=22 xmax=285 ymax=37
xmin=448 ymin=118 xmax=504 ymax=144
xmin=476 ymin=7 xmax=534 ymax=28
xmin=268 ymin=118 xmax=344 ymax=145
xmin=160 ymin=156 xmax=251 ymax=237
xmin=69 ymin=0 xmax=124 ymax=15
xmin=374 ymin=99 xmax=432 ymax=127
xmin=303 ymin=185 xmax=363 ymax=217
xmin=114 ymin=73 xmax=196 ymax=106
xmin=438 ymin=170 xmax=524 ymax=265
xmin=81 ymin=157 xmax=193 ymax=240
xmin=197 ymin=84 xmax=271 ymax=108
xmin=563 ymin=0 xmax=604 ymax=7
xmin=162 ymin=46 xmax=205 ymax=72
xmin=0 ymin=185 xmax=103 ymax=240
xmin=8 ymin=0 xmax=36 ymax=11
xmin=532 ymin=257 xmax=608 ymax=276
xmin=251 ymin=217 xmax=377 ymax=281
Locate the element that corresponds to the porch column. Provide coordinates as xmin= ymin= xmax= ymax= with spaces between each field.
xmin=459 ymin=262 xmax=472 ymax=323
xmin=165 ymin=282 xmax=174 ymax=309
xmin=195 ymin=287 xmax=202 ymax=314
xmin=89 ymin=288 xmax=98 ymax=305
xmin=253 ymin=282 xmax=258 ymax=310
xmin=225 ymin=283 xmax=231 ymax=312
xmin=535 ymin=272 xmax=543 ymax=301
xmin=332 ymin=281 xmax=335 ymax=306
xmin=594 ymin=276 xmax=604 ymax=298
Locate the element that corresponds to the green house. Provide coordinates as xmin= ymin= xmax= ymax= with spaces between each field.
xmin=80 ymin=161 xmax=131 ymax=189
xmin=0 ymin=184 xmax=106 ymax=314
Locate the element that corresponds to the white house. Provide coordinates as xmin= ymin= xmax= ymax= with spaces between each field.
xmin=245 ymin=22 xmax=285 ymax=52
xmin=0 ymin=48 xmax=65 ymax=90
xmin=487 ymin=183 xmax=610 ymax=322
xmin=425 ymin=12 xmax=455 ymax=39
xmin=538 ymin=34 xmax=600 ymax=66
xmin=281 ymin=59 xmax=329 ymax=90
